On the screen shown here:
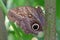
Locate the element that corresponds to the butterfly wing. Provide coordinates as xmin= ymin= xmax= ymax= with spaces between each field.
xmin=35 ymin=7 xmax=45 ymax=27
xmin=8 ymin=6 xmax=44 ymax=35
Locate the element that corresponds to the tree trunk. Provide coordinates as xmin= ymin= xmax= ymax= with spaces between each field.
xmin=44 ymin=0 xmax=56 ymax=40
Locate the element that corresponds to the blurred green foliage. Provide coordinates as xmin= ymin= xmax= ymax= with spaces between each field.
xmin=0 ymin=0 xmax=60 ymax=40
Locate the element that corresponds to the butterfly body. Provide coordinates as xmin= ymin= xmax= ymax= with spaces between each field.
xmin=8 ymin=6 xmax=45 ymax=35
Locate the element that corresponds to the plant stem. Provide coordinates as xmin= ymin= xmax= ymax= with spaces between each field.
xmin=44 ymin=0 xmax=56 ymax=40
xmin=0 ymin=8 xmax=7 ymax=40
xmin=0 ymin=0 xmax=7 ymax=16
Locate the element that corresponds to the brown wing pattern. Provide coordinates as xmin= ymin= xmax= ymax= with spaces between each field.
xmin=7 ymin=6 xmax=44 ymax=35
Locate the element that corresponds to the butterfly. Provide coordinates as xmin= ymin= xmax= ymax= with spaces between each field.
xmin=7 ymin=6 xmax=45 ymax=35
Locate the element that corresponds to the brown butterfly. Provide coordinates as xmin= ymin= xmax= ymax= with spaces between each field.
xmin=7 ymin=6 xmax=45 ymax=35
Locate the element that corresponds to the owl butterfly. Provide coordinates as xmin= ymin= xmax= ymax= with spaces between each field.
xmin=7 ymin=6 xmax=45 ymax=35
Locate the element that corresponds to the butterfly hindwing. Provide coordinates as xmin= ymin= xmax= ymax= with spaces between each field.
xmin=8 ymin=6 xmax=44 ymax=35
